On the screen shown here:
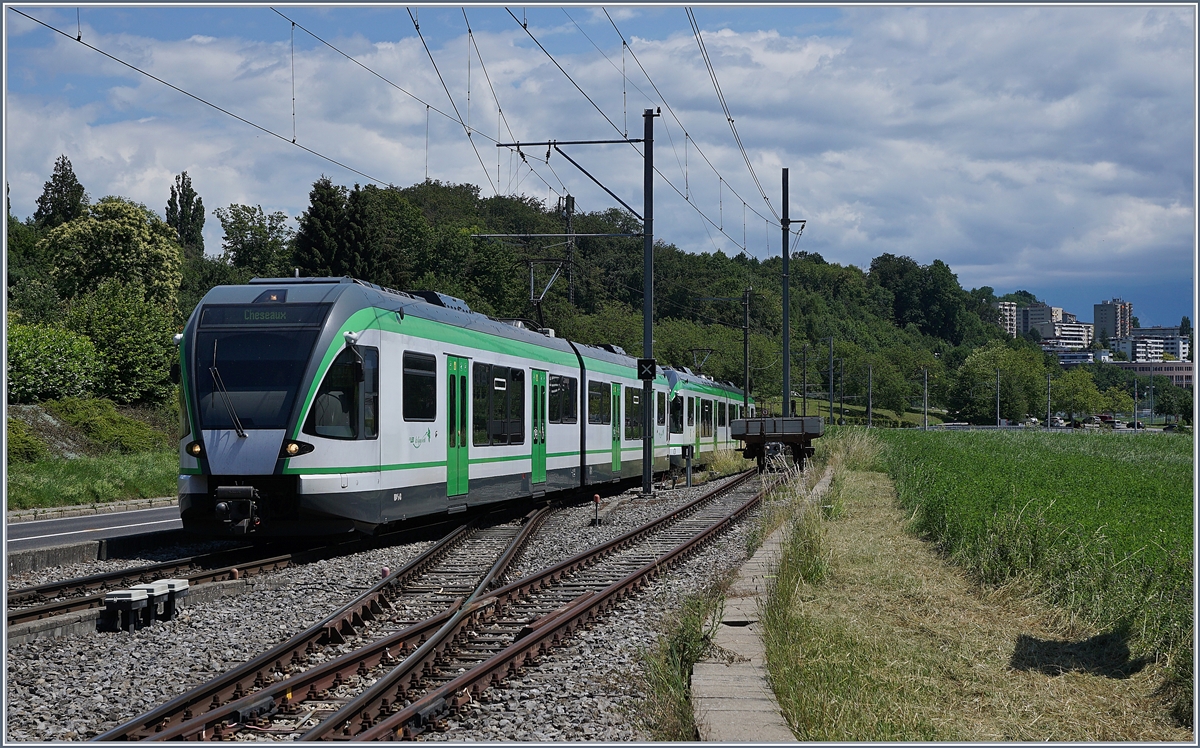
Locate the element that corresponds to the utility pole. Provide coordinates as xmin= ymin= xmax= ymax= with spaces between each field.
xmin=867 ymin=363 xmax=873 ymax=428
xmin=743 ymin=288 xmax=750 ymax=409
xmin=996 ymin=368 xmax=1001 ymax=427
xmin=560 ymin=195 xmax=576 ymax=305
xmin=923 ymin=367 xmax=929 ymax=431
xmin=828 ymin=337 xmax=835 ymax=427
xmin=802 ymin=343 xmax=808 ymax=417
xmin=641 ymin=108 xmax=657 ymax=496
xmin=839 ymin=358 xmax=844 ymax=425
xmin=781 ymin=168 xmax=791 ymax=417
xmin=1047 ymin=372 xmax=1051 ymax=428
xmin=1134 ymin=378 xmax=1139 ymax=429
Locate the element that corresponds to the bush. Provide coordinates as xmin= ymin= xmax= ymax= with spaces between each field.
xmin=66 ymin=279 xmax=176 ymax=404
xmin=7 ymin=417 xmax=50 ymax=463
xmin=6 ymin=322 xmax=99 ymax=403
xmin=44 ymin=397 xmax=171 ymax=453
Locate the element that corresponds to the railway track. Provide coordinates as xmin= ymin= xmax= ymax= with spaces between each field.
xmin=5 ymin=516 xmax=472 ymax=629
xmin=94 ymin=504 xmax=557 ymax=742
xmin=97 ymin=470 xmax=768 ymax=742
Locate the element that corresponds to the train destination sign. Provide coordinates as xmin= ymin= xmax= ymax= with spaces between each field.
xmin=199 ymin=303 xmax=331 ymax=327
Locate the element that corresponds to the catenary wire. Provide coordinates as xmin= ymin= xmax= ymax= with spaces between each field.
xmin=10 ymin=7 xmax=392 ymax=187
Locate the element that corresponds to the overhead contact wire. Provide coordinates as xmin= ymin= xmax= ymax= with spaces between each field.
xmin=11 ymin=7 xmax=390 ymax=186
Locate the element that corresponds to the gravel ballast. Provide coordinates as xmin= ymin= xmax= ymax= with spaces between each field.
xmin=5 ymin=474 xmax=761 ymax=741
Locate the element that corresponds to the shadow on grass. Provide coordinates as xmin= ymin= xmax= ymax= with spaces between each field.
xmin=1009 ymin=631 xmax=1149 ymax=679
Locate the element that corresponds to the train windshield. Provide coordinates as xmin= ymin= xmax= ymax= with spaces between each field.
xmin=193 ymin=329 xmax=321 ymax=430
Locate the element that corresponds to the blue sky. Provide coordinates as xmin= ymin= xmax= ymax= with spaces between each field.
xmin=5 ymin=4 xmax=1195 ymax=328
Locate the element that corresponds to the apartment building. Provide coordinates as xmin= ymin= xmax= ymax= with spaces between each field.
xmin=1020 ymin=303 xmax=1062 ymax=334
xmin=991 ymin=301 xmax=1017 ymax=337
xmin=1110 ymin=336 xmax=1164 ymax=363
xmin=1129 ymin=327 xmax=1190 ymax=360
xmin=1094 ymin=298 xmax=1133 ymax=340
xmin=1032 ymin=321 xmax=1094 ymax=349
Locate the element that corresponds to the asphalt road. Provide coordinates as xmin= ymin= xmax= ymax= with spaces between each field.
xmin=5 ymin=506 xmax=182 ymax=553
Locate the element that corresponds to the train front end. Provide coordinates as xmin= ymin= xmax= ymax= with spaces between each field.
xmin=177 ymin=280 xmax=359 ymax=537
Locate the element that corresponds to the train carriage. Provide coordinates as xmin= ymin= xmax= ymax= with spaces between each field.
xmin=176 ymin=277 xmax=751 ymax=537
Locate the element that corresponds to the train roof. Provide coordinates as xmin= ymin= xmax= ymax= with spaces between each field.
xmin=196 ymin=278 xmax=744 ymax=395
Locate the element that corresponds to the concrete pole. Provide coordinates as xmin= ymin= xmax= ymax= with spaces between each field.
xmin=996 ymin=368 xmax=1001 ymax=427
xmin=868 ymin=363 xmax=873 ymax=428
xmin=923 ymin=368 xmax=928 ymax=431
xmin=1047 ymin=372 xmax=1051 ymax=428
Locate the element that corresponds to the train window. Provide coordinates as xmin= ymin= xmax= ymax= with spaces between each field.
xmin=657 ymin=392 xmax=666 ymax=427
xmin=363 ymin=348 xmax=379 ymax=439
xmin=304 ymin=346 xmax=378 ymax=440
xmin=195 ymin=328 xmax=321 ymax=431
xmin=508 ymin=369 xmax=525 ymax=445
xmin=718 ymin=402 xmax=726 ymax=427
xmin=472 ymin=363 xmax=525 ymax=446
xmin=687 ymin=397 xmax=694 ymax=426
xmin=402 ymin=353 xmax=437 ymax=421
xmin=549 ymin=375 xmax=578 ymax=424
xmin=670 ymin=395 xmax=683 ymax=434
xmin=701 ymin=399 xmax=713 ymax=437
xmin=624 ymin=388 xmax=643 ymax=440
xmin=588 ymin=381 xmax=611 ymax=425
xmin=473 ymin=363 xmax=490 ymax=446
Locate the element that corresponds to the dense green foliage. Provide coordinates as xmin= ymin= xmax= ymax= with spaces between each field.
xmin=6 ymin=321 xmax=100 ymax=402
xmin=166 ymin=171 xmax=205 ymax=262
xmin=877 ymin=429 xmax=1193 ymax=723
xmin=65 ymin=280 xmax=176 ymax=404
xmin=40 ymin=196 xmax=183 ymax=307
xmin=33 ymin=154 xmax=89 ymax=230
xmin=44 ymin=397 xmax=171 ymax=453
xmin=6 ymin=417 xmax=50 ymax=463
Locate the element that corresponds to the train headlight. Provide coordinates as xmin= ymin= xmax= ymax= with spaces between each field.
xmin=280 ymin=440 xmax=315 ymax=458
xmin=186 ymin=441 xmax=204 ymax=458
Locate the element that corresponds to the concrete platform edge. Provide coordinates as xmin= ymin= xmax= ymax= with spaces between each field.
xmin=690 ymin=466 xmax=834 ymax=743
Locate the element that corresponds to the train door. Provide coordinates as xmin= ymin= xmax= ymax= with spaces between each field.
xmin=531 ymin=369 xmax=547 ymax=485
xmin=692 ymin=397 xmax=700 ymax=456
xmin=446 ymin=356 xmax=469 ymax=497
xmin=655 ymin=390 xmax=667 ymax=458
xmin=611 ymin=382 xmax=622 ymax=474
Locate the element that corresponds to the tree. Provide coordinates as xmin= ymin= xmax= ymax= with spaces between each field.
xmin=33 ymin=155 xmax=89 ymax=230
xmin=166 ymin=171 xmax=205 ymax=261
xmin=65 ymin=279 xmax=175 ymax=404
xmin=1180 ymin=316 xmax=1191 ymax=337
xmin=950 ymin=340 xmax=1047 ymax=423
xmin=1052 ymin=367 xmax=1104 ymax=422
xmin=293 ymin=177 xmax=347 ymax=277
xmin=1101 ymin=386 xmax=1134 ymax=418
xmin=342 ymin=184 xmax=430 ymax=289
xmin=38 ymin=196 xmax=183 ymax=307
xmin=214 ymin=204 xmax=294 ymax=277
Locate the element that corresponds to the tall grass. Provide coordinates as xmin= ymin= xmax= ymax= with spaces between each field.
xmin=637 ymin=584 xmax=725 ymax=740
xmin=877 ymin=429 xmax=1194 ymax=726
xmin=6 ymin=450 xmax=178 ymax=510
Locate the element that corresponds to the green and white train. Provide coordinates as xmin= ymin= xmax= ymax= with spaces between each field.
xmin=177 ymin=277 xmax=754 ymax=536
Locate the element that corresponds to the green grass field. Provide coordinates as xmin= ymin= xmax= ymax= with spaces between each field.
xmin=875 ymin=429 xmax=1193 ymax=724
xmin=6 ymin=450 xmax=178 ymax=510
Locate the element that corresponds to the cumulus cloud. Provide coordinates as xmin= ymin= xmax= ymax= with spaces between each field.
xmin=4 ymin=6 xmax=1192 ymax=322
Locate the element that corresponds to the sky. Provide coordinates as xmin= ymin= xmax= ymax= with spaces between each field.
xmin=4 ymin=4 xmax=1196 ymax=328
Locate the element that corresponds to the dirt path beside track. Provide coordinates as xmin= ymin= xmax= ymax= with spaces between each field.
xmin=770 ymin=470 xmax=1192 ymax=741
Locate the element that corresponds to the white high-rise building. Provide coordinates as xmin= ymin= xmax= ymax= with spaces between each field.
xmin=1110 ymin=336 xmax=1163 ymax=363
xmin=992 ymin=301 xmax=1017 ymax=337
